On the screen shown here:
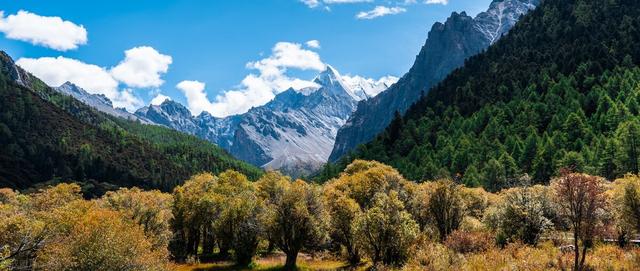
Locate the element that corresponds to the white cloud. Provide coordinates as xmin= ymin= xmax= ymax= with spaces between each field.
xmin=176 ymin=80 xmax=215 ymax=116
xmin=324 ymin=0 xmax=372 ymax=3
xmin=110 ymin=46 xmax=172 ymax=88
xmin=115 ymin=89 xmax=144 ymax=111
xmin=356 ymin=6 xmax=407 ymax=19
xmin=247 ymin=42 xmax=325 ymax=76
xmin=16 ymin=56 xmax=118 ymax=95
xmin=150 ymin=93 xmax=171 ymax=105
xmin=0 ymin=10 xmax=87 ymax=51
xmin=14 ymin=46 xmax=172 ymax=111
xmin=179 ymin=41 xmax=401 ymax=118
xmin=301 ymin=0 xmax=373 ymax=8
xmin=179 ymin=42 xmax=325 ymax=117
xmin=425 ymin=0 xmax=448 ymax=4
xmin=301 ymin=0 xmax=321 ymax=8
xmin=306 ymin=40 xmax=321 ymax=49
xmin=16 ymin=56 xmax=144 ymax=111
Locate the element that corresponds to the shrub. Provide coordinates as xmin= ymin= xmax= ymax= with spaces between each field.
xmin=402 ymin=239 xmax=459 ymax=271
xmin=462 ymin=242 xmax=559 ymax=270
xmin=587 ymin=245 xmax=640 ymax=270
xmin=496 ymin=186 xmax=553 ymax=245
xmin=354 ymin=191 xmax=419 ymax=266
xmin=100 ymin=188 xmax=173 ymax=249
xmin=35 ymin=207 xmax=168 ymax=271
xmin=429 ymin=180 xmax=465 ymax=241
xmin=444 ymin=230 xmax=494 ymax=254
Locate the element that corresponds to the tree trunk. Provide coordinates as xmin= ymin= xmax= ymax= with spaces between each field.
xmin=574 ymin=231 xmax=580 ymax=271
xmin=267 ymin=240 xmax=275 ymax=253
xmin=187 ymin=227 xmax=199 ymax=257
xmin=347 ymin=247 xmax=360 ymax=266
xmin=218 ymin=240 xmax=231 ymax=260
xmin=579 ymin=241 xmax=588 ymax=271
xmin=284 ymin=251 xmax=298 ymax=270
xmin=202 ymin=226 xmax=215 ymax=255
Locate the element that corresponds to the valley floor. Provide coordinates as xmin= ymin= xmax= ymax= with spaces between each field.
xmin=171 ymin=252 xmax=359 ymax=271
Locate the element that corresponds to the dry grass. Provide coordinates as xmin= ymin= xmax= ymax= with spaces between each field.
xmin=172 ymin=243 xmax=640 ymax=271
xmin=403 ymin=241 xmax=640 ymax=271
xmin=170 ymin=252 xmax=355 ymax=271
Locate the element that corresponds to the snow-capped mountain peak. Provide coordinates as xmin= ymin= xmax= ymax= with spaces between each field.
xmin=54 ymin=81 xmax=152 ymax=123
xmin=342 ymin=75 xmax=399 ymax=100
xmin=132 ymin=65 xmax=396 ymax=177
xmin=329 ymin=0 xmax=539 ymax=162
xmin=313 ymin=65 xmax=341 ymax=85
xmin=474 ymin=0 xmax=540 ymax=44
xmin=314 ymin=65 xmax=352 ymax=97
xmin=313 ymin=64 xmax=380 ymax=101
xmin=58 ymin=81 xmax=113 ymax=107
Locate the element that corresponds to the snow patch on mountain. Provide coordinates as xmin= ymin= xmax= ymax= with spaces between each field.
xmin=329 ymin=0 xmax=541 ymax=162
xmin=55 ymin=82 xmax=153 ymax=123
xmin=133 ymin=65 xmax=391 ymax=176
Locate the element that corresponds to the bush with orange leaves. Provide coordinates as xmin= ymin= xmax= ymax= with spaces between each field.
xmin=0 ymin=184 xmax=169 ymax=271
xmin=35 ymin=205 xmax=168 ymax=271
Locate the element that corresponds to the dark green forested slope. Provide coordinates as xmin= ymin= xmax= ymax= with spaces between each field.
xmin=0 ymin=52 xmax=261 ymax=195
xmin=321 ymin=0 xmax=640 ymax=190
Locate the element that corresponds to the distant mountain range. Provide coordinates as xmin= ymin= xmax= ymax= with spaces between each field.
xmin=41 ymin=0 xmax=538 ymax=176
xmin=56 ymin=82 xmax=154 ymax=124
xmin=329 ymin=0 xmax=540 ymax=162
xmin=134 ymin=66 xmax=395 ymax=176
xmin=0 ymin=51 xmax=261 ymax=194
xmin=56 ymin=65 xmax=395 ymax=176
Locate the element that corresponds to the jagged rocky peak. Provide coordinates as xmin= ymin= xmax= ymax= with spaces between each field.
xmin=57 ymin=81 xmax=113 ymax=107
xmin=156 ymin=99 xmax=193 ymax=118
xmin=313 ymin=64 xmax=373 ymax=101
xmin=328 ymin=0 xmax=540 ymax=163
xmin=475 ymin=0 xmax=540 ymax=44
xmin=84 ymin=60 xmax=394 ymax=176
xmin=52 ymin=81 xmax=154 ymax=123
xmin=0 ymin=51 xmax=32 ymax=88
xmin=314 ymin=65 xmax=342 ymax=86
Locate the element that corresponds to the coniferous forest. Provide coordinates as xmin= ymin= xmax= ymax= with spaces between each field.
xmin=322 ymin=0 xmax=640 ymax=189
xmin=0 ymin=52 xmax=262 ymax=195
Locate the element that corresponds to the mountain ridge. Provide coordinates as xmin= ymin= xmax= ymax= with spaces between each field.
xmin=0 ymin=50 xmax=261 ymax=194
xmin=133 ymin=65 xmax=395 ymax=176
xmin=320 ymin=0 xmax=640 ymax=188
xmin=328 ymin=0 xmax=540 ymax=162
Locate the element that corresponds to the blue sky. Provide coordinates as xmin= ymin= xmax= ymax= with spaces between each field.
xmin=0 ymin=0 xmax=491 ymax=116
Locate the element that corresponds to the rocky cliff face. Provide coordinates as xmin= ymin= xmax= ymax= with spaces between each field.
xmin=133 ymin=65 xmax=388 ymax=176
xmin=55 ymin=82 xmax=152 ymax=123
xmin=328 ymin=0 xmax=540 ymax=162
xmin=230 ymin=66 xmax=362 ymax=175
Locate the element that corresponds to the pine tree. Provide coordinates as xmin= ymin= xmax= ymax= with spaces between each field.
xmin=616 ymin=120 xmax=640 ymax=174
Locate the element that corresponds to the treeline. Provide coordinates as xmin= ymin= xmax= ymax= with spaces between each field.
xmin=0 ymin=53 xmax=261 ymax=195
xmin=3 ymin=160 xmax=640 ymax=270
xmin=319 ymin=0 xmax=640 ymax=187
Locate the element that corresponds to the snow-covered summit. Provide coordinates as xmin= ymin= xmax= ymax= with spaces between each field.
xmin=132 ymin=65 xmax=394 ymax=176
xmin=55 ymin=82 xmax=152 ymax=123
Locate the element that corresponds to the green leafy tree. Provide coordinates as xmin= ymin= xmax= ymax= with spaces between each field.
xmin=495 ymin=186 xmax=553 ymax=245
xmin=353 ymin=191 xmax=419 ymax=266
xmin=429 ymin=180 xmax=464 ymax=241
xmin=258 ymin=175 xmax=329 ymax=270
xmin=211 ymin=171 xmax=262 ymax=266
